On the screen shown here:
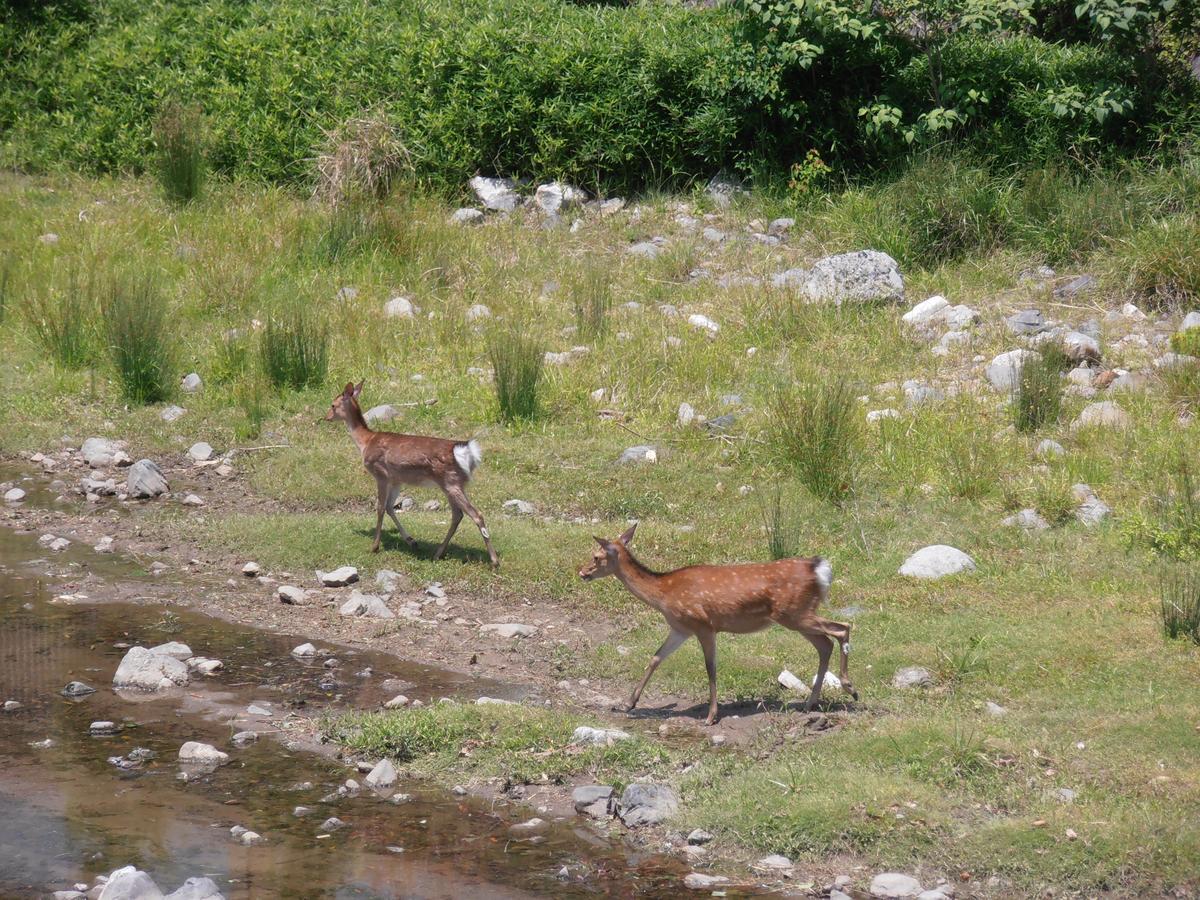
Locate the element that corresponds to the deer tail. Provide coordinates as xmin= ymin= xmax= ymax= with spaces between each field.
xmin=452 ymin=439 xmax=483 ymax=479
xmin=813 ymin=557 xmax=833 ymax=603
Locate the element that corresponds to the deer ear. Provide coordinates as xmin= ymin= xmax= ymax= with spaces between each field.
xmin=352 ymin=380 xmax=364 ymax=398
xmin=593 ymin=535 xmax=608 ymax=547
xmin=618 ymin=522 xmax=637 ymax=546
xmin=342 ymin=382 xmax=355 ymax=396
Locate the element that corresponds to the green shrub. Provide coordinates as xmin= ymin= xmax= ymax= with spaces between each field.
xmin=24 ymin=261 xmax=97 ymax=368
xmin=1123 ymin=454 xmax=1200 ymax=559
xmin=488 ymin=329 xmax=544 ymax=423
xmin=1170 ymin=328 xmax=1200 ymax=358
xmin=261 ymin=308 xmax=329 ymax=391
xmin=771 ymin=376 xmax=860 ymax=505
xmin=102 ymin=270 xmax=174 ymax=404
xmin=1014 ymin=351 xmax=1064 ymax=433
xmin=154 ymin=101 xmax=205 ymax=204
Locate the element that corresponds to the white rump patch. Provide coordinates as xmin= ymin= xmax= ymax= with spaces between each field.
xmin=814 ymin=558 xmax=833 ymax=591
xmin=453 ymin=439 xmax=483 ymax=478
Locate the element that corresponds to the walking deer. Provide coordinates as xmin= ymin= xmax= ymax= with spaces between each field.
xmin=324 ymin=381 xmax=499 ymax=568
xmin=578 ymin=523 xmax=856 ymax=725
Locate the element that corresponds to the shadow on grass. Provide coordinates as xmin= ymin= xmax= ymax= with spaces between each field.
xmin=351 ymin=525 xmax=492 ymax=566
xmin=618 ymin=696 xmax=859 ymax=725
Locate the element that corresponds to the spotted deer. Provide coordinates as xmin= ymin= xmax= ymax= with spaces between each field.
xmin=578 ymin=523 xmax=856 ymax=724
xmin=324 ymin=381 xmax=499 ymax=568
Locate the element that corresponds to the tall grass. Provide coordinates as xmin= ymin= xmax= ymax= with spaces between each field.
xmin=24 ymin=261 xmax=96 ymax=368
xmin=573 ymin=265 xmax=612 ymax=342
xmin=488 ymin=329 xmax=544 ymax=423
xmin=938 ymin=421 xmax=997 ymax=500
xmin=1014 ymin=351 xmax=1064 ymax=433
xmin=102 ymin=270 xmax=174 ymax=404
xmin=154 ymin=101 xmax=205 ymax=204
xmin=758 ymin=484 xmax=801 ymax=560
xmin=1160 ymin=568 xmax=1200 ymax=645
xmin=771 ymin=376 xmax=859 ymax=504
xmin=0 ymin=253 xmax=12 ymax=325
xmin=1111 ymin=215 xmax=1200 ymax=309
xmin=261 ymin=308 xmax=329 ymax=390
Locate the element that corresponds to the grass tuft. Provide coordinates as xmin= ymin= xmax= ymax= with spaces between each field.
xmin=771 ymin=376 xmax=860 ymax=505
xmin=154 ymin=101 xmax=205 ymax=204
xmin=573 ymin=265 xmax=613 ymax=342
xmin=759 ymin=483 xmax=802 ymax=560
xmin=1014 ymin=351 xmax=1064 ymax=433
xmin=1161 ymin=567 xmax=1200 ymax=645
xmin=488 ymin=329 xmax=544 ymax=423
xmin=23 ymin=260 xmax=97 ymax=368
xmin=102 ymin=269 xmax=175 ymax=404
xmin=261 ymin=307 xmax=329 ymax=391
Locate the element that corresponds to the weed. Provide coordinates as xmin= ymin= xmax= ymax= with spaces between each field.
xmin=313 ymin=201 xmax=385 ymax=262
xmin=771 ymin=376 xmax=860 ymax=505
xmin=759 ymin=483 xmax=802 ymax=560
xmin=212 ymin=329 xmax=252 ymax=384
xmin=154 ymin=101 xmax=205 ymax=204
xmin=1014 ymin=352 xmax=1064 ymax=433
xmin=1123 ymin=453 xmax=1200 ymax=559
xmin=937 ymin=420 xmax=997 ymax=501
xmin=234 ymin=374 xmax=271 ymax=440
xmin=23 ymin=260 xmax=96 ymax=368
xmin=102 ymin=268 xmax=175 ymax=404
xmin=1034 ymin=472 xmax=1078 ymax=525
xmin=261 ymin=307 xmax=329 ymax=391
xmin=937 ymin=635 xmax=989 ymax=686
xmin=573 ymin=265 xmax=612 ymax=342
xmin=1170 ymin=327 xmax=1200 ymax=358
xmin=313 ymin=109 xmax=411 ymax=207
xmin=1160 ymin=567 xmax=1200 ymax=645
xmin=488 ymin=329 xmax=544 ymax=423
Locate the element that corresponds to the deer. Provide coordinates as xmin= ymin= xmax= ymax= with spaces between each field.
xmin=324 ymin=381 xmax=499 ymax=569
xmin=578 ymin=523 xmax=857 ymax=725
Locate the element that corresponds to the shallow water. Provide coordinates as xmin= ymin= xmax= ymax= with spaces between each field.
xmin=0 ymin=519 xmax=732 ymax=899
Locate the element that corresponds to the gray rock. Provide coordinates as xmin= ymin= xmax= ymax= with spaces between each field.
xmin=81 ymin=437 xmax=129 ymax=468
xmin=336 ymin=286 xmax=358 ymax=303
xmin=384 ymin=296 xmax=416 ymax=319
xmin=113 ymin=647 xmax=190 ymax=692
xmin=619 ymin=445 xmax=658 ymax=464
xmin=1062 ymin=331 xmax=1101 ymax=363
xmin=706 ymin=171 xmax=748 ymax=207
xmin=870 ymin=873 xmax=924 ymax=898
xmin=364 ymin=404 xmax=399 ymax=425
xmin=180 ymin=373 xmax=203 ymax=393
xmin=704 ymin=414 xmax=736 ymax=432
xmin=464 ymin=303 xmax=492 ymax=322
xmin=902 ymin=380 xmax=944 ymax=406
xmin=756 ymin=854 xmax=793 ymax=871
xmin=278 ymin=585 xmax=305 ymax=605
xmin=126 ymin=460 xmax=168 ymax=498
xmin=1054 ymin=275 xmax=1096 ymax=299
xmin=687 ymin=828 xmax=714 ymax=845
xmin=803 ymin=250 xmax=904 ymax=305
xmin=1036 ymin=439 xmax=1065 ymax=459
xmin=178 ymin=741 xmax=229 ymax=767
xmin=479 ymin=623 xmax=537 ymax=638
xmin=768 ymin=217 xmax=794 ymax=235
xmin=986 ymin=701 xmax=1008 ymax=717
xmin=450 ymin=208 xmax=484 ymax=226
xmin=339 ymin=590 xmax=394 ymax=619
xmin=148 ymin=641 xmax=192 ymax=660
xmin=688 ymin=313 xmax=720 ymax=335
xmin=1073 ymin=401 xmax=1130 ymax=431
xmin=1007 ymin=309 xmax=1046 ymax=335
xmin=571 ymin=726 xmax=631 ymax=744
xmin=364 ymin=758 xmax=398 ymax=789
xmin=384 ymin=694 xmax=410 ymax=709
xmin=986 ymin=350 xmax=1039 ymax=392
xmin=469 ymin=176 xmax=520 ymax=212
xmin=701 ymin=226 xmax=726 ymax=243
xmin=374 ymin=569 xmax=409 ymax=593
xmin=627 ymin=241 xmax=661 ymax=260
xmin=231 ymin=731 xmax=258 ymax=747
xmin=4 ymin=487 xmax=25 ymax=503
xmin=867 ymin=409 xmax=900 ymax=423
xmin=1002 ymin=508 xmax=1050 ymax=531
xmin=617 ymin=783 xmax=679 ymax=827
xmin=318 ymin=566 xmax=358 ymax=587
xmin=535 ymin=182 xmax=586 ymax=214
xmin=62 ymin=681 xmax=95 ymax=697
xmin=891 ymin=667 xmax=934 ymax=689
xmin=97 ymin=866 xmax=163 ymax=900
xmin=1154 ymin=352 xmax=1200 ymax=370
xmin=160 ymin=405 xmax=186 ymax=422
xmin=771 ymin=267 xmax=807 ymax=289
xmin=508 ymin=817 xmax=547 ymax=838
xmin=572 ymin=784 xmax=614 ymax=818
xmin=677 ymin=402 xmax=695 ymax=427
xmin=898 ymin=545 xmax=975 ymax=579
xmin=683 ymin=873 xmax=729 ymax=890
xmin=90 ymin=720 xmax=119 ymax=735
xmin=1073 ymin=483 xmax=1111 ymax=527
xmin=502 ymin=499 xmax=535 ymax=516
xmin=1180 ymin=311 xmax=1200 ymax=331
xmin=163 ymin=876 xmax=224 ymax=900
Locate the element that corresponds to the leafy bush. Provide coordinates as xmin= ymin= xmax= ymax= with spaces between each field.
xmin=154 ymin=101 xmax=205 ymax=204
xmin=489 ymin=329 xmax=545 ymax=423
xmin=102 ymin=270 xmax=175 ymax=404
xmin=1014 ymin=351 xmax=1064 ymax=432
xmin=261 ymin=308 xmax=329 ymax=390
xmin=23 ymin=261 xmax=96 ymax=368
xmin=771 ymin=376 xmax=860 ymax=505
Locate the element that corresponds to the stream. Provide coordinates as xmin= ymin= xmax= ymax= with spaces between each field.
xmin=0 ymin=502 xmax=732 ymax=899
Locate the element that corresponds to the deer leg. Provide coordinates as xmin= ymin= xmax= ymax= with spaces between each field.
xmin=385 ymin=485 xmax=417 ymax=547
xmin=371 ymin=481 xmax=387 ymax=553
xmin=696 ymin=629 xmax=719 ymax=726
xmin=433 ymin=499 xmax=464 ymax=560
xmin=801 ymin=630 xmax=835 ymax=712
xmin=445 ymin=485 xmax=499 ymax=569
xmin=627 ymin=628 xmax=688 ymax=712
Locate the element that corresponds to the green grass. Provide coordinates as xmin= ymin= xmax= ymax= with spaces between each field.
xmin=154 ymin=101 xmax=205 ymax=205
xmin=103 ymin=267 xmax=175 ymax=404
xmin=2 ymin=169 xmax=1200 ymax=895
xmin=261 ymin=306 xmax=329 ymax=391
xmin=22 ymin=258 xmax=97 ymax=368
xmin=771 ymin=375 xmax=860 ymax=505
xmin=1014 ymin=351 xmax=1064 ymax=433
xmin=488 ymin=328 xmax=544 ymax=423
xmin=1160 ymin=567 xmax=1200 ymax=645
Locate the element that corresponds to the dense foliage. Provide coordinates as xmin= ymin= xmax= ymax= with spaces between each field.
xmin=1 ymin=0 xmax=1196 ymax=191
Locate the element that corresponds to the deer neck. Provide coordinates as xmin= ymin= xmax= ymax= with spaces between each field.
xmin=613 ymin=550 xmax=668 ymax=613
xmin=343 ymin=404 xmax=374 ymax=454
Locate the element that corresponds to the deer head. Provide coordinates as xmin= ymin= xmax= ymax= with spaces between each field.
xmin=324 ymin=380 xmax=364 ymax=422
xmin=578 ymin=523 xmax=637 ymax=581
